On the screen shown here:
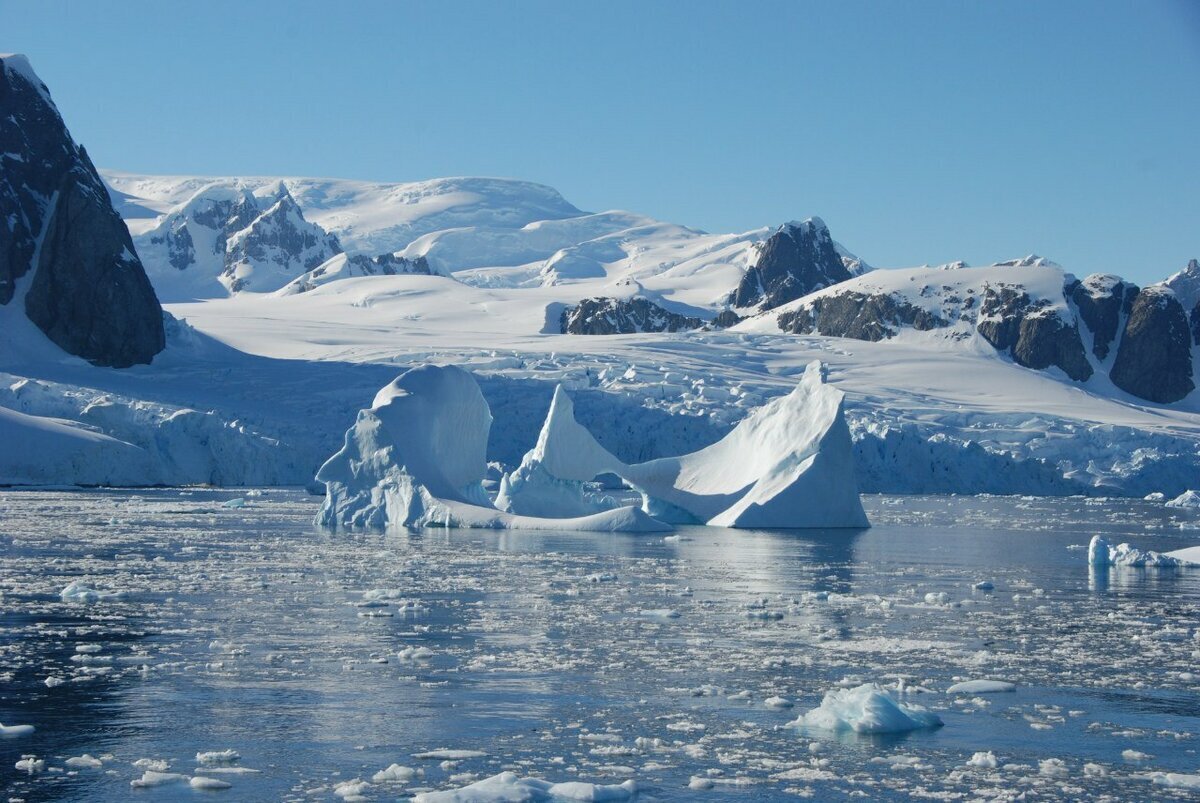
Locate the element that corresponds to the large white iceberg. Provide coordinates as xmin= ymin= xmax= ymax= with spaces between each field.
xmin=499 ymin=361 xmax=869 ymax=529
xmin=315 ymin=365 xmax=667 ymax=532
xmin=317 ymin=361 xmax=866 ymax=531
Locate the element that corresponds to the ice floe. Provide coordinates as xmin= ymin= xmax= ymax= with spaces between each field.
xmin=1087 ymin=535 xmax=1199 ymax=568
xmin=789 ymin=683 xmax=943 ymax=734
xmin=412 ymin=771 xmax=637 ymax=802
xmin=946 ymin=680 xmax=1016 ymax=694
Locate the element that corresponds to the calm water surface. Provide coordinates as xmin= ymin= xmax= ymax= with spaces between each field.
xmin=1 ymin=490 xmax=1198 ymax=801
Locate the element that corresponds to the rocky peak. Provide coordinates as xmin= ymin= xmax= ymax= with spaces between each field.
xmin=731 ymin=218 xmax=853 ymax=310
xmin=561 ymin=297 xmax=704 ymax=335
xmin=1164 ymin=258 xmax=1200 ymax=346
xmin=0 ymin=54 xmax=164 ymax=367
xmin=1111 ymin=285 xmax=1195 ymax=403
xmin=1065 ymin=273 xmax=1138 ymax=360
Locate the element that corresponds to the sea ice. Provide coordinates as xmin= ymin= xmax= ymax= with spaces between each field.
xmin=60 ymin=581 xmax=124 ymax=602
xmin=196 ymin=749 xmax=240 ymax=765
xmin=190 ymin=775 xmax=233 ymax=790
xmin=0 ymin=723 xmax=35 ymax=737
xmin=372 ymin=763 xmax=418 ymax=782
xmin=65 ymin=754 xmax=103 ymax=768
xmin=412 ymin=771 xmax=637 ymax=802
xmin=1166 ymin=490 xmax=1200 ymax=509
xmin=130 ymin=770 xmax=189 ymax=787
xmin=790 ymin=683 xmax=943 ymax=734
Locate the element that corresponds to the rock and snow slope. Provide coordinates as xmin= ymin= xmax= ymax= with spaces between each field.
xmin=0 ymin=54 xmax=163 ymax=367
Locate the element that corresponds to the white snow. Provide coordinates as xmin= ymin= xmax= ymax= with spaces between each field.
xmin=1166 ymin=490 xmax=1200 ymax=509
xmin=789 ymin=683 xmax=943 ymax=734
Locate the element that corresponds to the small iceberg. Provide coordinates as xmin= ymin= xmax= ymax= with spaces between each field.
xmin=1088 ymin=535 xmax=1199 ymax=568
xmin=0 ymin=723 xmax=35 ymax=737
xmin=946 ymin=680 xmax=1015 ymax=694
xmin=789 ymin=683 xmax=943 ymax=734
xmin=60 ymin=581 xmax=124 ymax=602
xmin=1165 ymin=490 xmax=1200 ymax=509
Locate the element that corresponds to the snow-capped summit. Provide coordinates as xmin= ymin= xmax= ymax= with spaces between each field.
xmin=0 ymin=53 xmax=163 ymax=367
xmin=1164 ymin=258 xmax=1200 ymax=343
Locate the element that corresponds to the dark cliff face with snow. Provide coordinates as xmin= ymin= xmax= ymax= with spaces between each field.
xmin=561 ymin=297 xmax=704 ymax=335
xmin=731 ymin=219 xmax=855 ymax=311
xmin=768 ymin=259 xmax=1197 ymax=405
xmin=0 ymin=54 xmax=164 ymax=367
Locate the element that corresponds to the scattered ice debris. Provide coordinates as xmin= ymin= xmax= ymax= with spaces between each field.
xmin=413 ymin=749 xmax=488 ymax=760
xmin=412 ymin=771 xmax=637 ymax=802
xmin=966 ymin=751 xmax=999 ymax=768
xmin=0 ymin=723 xmax=35 ymax=737
xmin=372 ymin=763 xmax=418 ymax=783
xmin=1088 ymin=535 xmax=1197 ymax=568
xmin=196 ymin=749 xmax=240 ymax=766
xmin=60 ymin=580 xmax=124 ymax=602
xmin=1166 ymin=490 xmax=1200 ymax=509
xmin=15 ymin=755 xmax=44 ymax=773
xmin=190 ymin=775 xmax=233 ymax=790
xmin=131 ymin=770 xmax=188 ymax=787
xmin=65 ymin=754 xmax=103 ymax=768
xmin=789 ymin=683 xmax=943 ymax=734
xmin=946 ymin=680 xmax=1016 ymax=694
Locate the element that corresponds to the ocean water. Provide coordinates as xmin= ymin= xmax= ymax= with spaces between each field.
xmin=1 ymin=489 xmax=1198 ymax=801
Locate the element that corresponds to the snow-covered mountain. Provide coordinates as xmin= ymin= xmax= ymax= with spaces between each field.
xmin=737 ymin=258 xmax=1198 ymax=404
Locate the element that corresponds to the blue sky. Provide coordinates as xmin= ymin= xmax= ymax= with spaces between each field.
xmin=3 ymin=0 xmax=1197 ymax=283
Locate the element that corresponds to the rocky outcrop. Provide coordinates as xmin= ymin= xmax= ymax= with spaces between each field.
xmin=561 ymin=297 xmax=703 ymax=335
xmin=731 ymin=219 xmax=853 ymax=310
xmin=710 ymin=310 xmax=744 ymax=329
xmin=1110 ymin=286 xmax=1194 ymax=403
xmin=0 ymin=54 xmax=164 ymax=367
xmin=222 ymin=187 xmax=342 ymax=293
xmin=977 ymin=285 xmax=1093 ymax=381
xmin=777 ymin=292 xmax=948 ymax=341
xmin=280 ymin=252 xmax=434 ymax=295
xmin=1163 ymin=258 xmax=1200 ymax=346
xmin=1066 ymin=274 xmax=1138 ymax=359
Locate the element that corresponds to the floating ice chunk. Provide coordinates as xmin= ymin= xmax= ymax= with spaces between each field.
xmin=315 ymin=365 xmax=668 ymax=532
xmin=131 ymin=770 xmax=189 ymax=787
xmin=397 ymin=646 xmax=435 ymax=661
xmin=972 ymin=581 xmax=994 ymax=591
xmin=0 ymin=723 xmax=35 ymax=737
xmin=65 ymin=754 xmax=103 ymax=768
xmin=413 ymin=749 xmax=488 ymax=760
xmin=1146 ymin=771 xmax=1200 ymax=790
xmin=190 ymin=775 xmax=233 ymax=790
xmin=412 ymin=771 xmax=637 ymax=802
xmin=1122 ymin=749 xmax=1153 ymax=762
xmin=967 ymin=751 xmax=999 ymax=768
xmin=372 ymin=763 xmax=418 ymax=783
xmin=1039 ymin=758 xmax=1069 ymax=778
xmin=133 ymin=758 xmax=170 ymax=771
xmin=502 ymin=361 xmax=868 ymax=529
xmin=764 ymin=696 xmax=794 ymax=709
xmin=333 ymin=779 xmax=371 ymax=800
xmin=15 ymin=755 xmax=44 ymax=773
xmin=923 ymin=592 xmax=951 ymax=605
xmin=221 ymin=497 xmax=246 ymax=509
xmin=946 ymin=680 xmax=1016 ymax=694
xmin=196 ymin=749 xmax=240 ymax=766
xmin=640 ymin=608 xmax=680 ymax=619
xmin=790 ymin=683 xmax=943 ymax=734
xmin=1166 ymin=490 xmax=1200 ymax=509
xmin=1088 ymin=535 xmax=1196 ymax=568
xmin=60 ymin=581 xmax=124 ymax=602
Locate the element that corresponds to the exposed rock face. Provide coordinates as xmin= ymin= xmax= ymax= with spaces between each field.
xmin=1111 ymin=286 xmax=1195 ymax=403
xmin=561 ymin=297 xmax=703 ymax=335
xmin=1066 ymin=274 xmax=1138 ymax=359
xmin=731 ymin=219 xmax=853 ymax=310
xmin=0 ymin=54 xmax=164 ymax=367
xmin=977 ymin=285 xmax=1092 ymax=381
xmin=222 ymin=187 xmax=342 ymax=293
xmin=777 ymin=292 xmax=948 ymax=341
xmin=710 ymin=310 xmax=744 ymax=329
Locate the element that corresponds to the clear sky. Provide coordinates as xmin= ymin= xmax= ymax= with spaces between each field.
xmin=3 ymin=0 xmax=1197 ymax=283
